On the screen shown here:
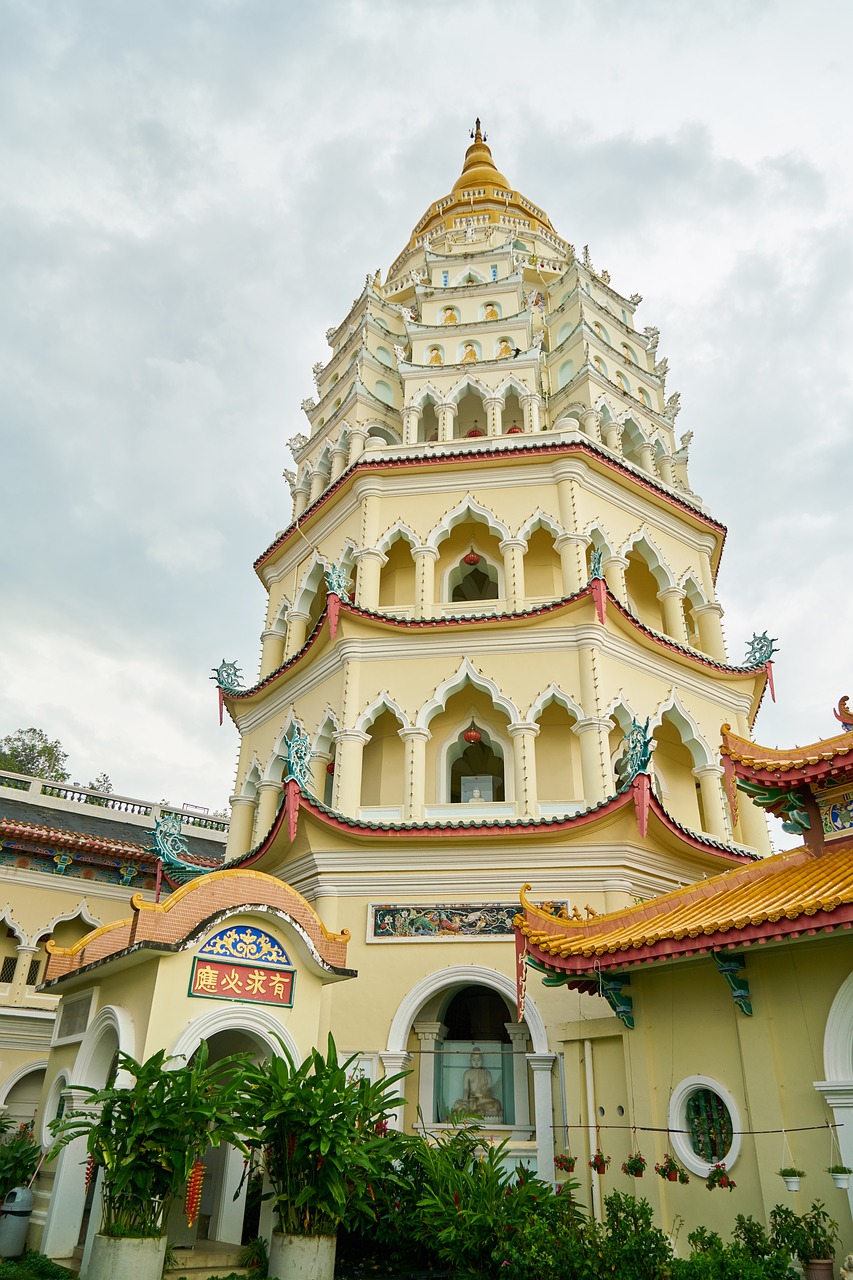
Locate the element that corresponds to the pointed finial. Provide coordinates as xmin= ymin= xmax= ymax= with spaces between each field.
xmin=470 ymin=117 xmax=486 ymax=142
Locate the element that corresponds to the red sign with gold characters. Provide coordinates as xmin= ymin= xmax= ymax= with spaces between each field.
xmin=188 ymin=957 xmax=294 ymax=1008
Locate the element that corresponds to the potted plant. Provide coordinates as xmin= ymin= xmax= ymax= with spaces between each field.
xmin=589 ymin=1148 xmax=610 ymax=1175
xmin=770 ymin=1200 xmax=840 ymax=1279
xmin=621 ymin=1152 xmax=647 ymax=1178
xmin=779 ymin=1165 xmax=806 ymax=1192
xmin=827 ymin=1164 xmax=852 ymax=1190
xmin=706 ymin=1162 xmax=736 ymax=1191
xmin=49 ymin=1043 xmax=250 ymax=1280
xmin=554 ymin=1152 xmax=576 ymax=1173
xmin=237 ymin=1034 xmax=405 ymax=1280
xmin=654 ymin=1153 xmax=688 ymax=1184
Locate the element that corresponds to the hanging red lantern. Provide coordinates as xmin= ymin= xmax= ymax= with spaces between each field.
xmin=507 ymin=419 xmax=522 ymax=434
xmin=467 ymin=428 xmax=484 ymax=438
xmin=184 ymin=1159 xmax=206 ymax=1229
xmin=463 ymin=548 xmax=481 ymax=566
xmin=463 ymin=720 xmax=482 ymax=745
xmin=326 ymin=760 xmax=335 ymax=775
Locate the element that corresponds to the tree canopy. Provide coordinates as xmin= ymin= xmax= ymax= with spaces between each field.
xmin=0 ymin=728 xmax=70 ymax=782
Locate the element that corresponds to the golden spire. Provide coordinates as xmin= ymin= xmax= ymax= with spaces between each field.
xmin=452 ymin=117 xmax=511 ymax=194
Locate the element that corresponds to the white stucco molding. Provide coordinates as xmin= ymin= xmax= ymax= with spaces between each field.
xmin=386 ymin=965 xmax=548 ymax=1055
xmin=73 ymin=1004 xmax=136 ymax=1087
xmin=169 ymin=1004 xmax=300 ymax=1066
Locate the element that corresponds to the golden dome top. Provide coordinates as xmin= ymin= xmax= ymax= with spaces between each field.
xmin=452 ymin=119 xmax=511 ymax=194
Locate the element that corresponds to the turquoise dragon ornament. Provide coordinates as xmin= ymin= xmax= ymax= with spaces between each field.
xmin=613 ymin=718 xmax=655 ymax=791
xmin=284 ymin=724 xmax=313 ymax=790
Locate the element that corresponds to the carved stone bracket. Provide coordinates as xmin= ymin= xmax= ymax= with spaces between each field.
xmin=713 ymin=952 xmax=752 ymax=1016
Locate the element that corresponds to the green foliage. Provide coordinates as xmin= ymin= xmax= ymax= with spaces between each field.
xmin=672 ymin=1214 xmax=795 ymax=1279
xmin=770 ymin=1199 xmax=840 ymax=1263
xmin=49 ymin=1042 xmax=252 ymax=1239
xmin=0 ymin=1253 xmax=72 ymax=1278
xmin=237 ymin=1033 xmax=406 ymax=1238
xmin=238 ymin=1234 xmax=269 ymax=1273
xmin=0 ymin=728 xmax=69 ymax=782
xmin=0 ymin=1118 xmax=41 ymax=1199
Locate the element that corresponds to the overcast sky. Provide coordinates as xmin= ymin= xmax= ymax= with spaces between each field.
xmin=1 ymin=0 xmax=851 ymax=833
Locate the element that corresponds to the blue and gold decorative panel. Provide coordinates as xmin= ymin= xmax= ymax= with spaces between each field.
xmin=815 ymin=781 xmax=853 ymax=841
xmin=199 ymin=925 xmax=291 ymax=966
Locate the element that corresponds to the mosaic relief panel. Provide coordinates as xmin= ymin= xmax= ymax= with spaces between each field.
xmin=815 ymin=781 xmax=853 ymax=840
xmin=370 ymin=903 xmax=562 ymax=940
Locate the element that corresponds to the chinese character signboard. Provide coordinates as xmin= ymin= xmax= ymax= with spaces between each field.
xmin=189 ymin=958 xmax=295 ymax=1008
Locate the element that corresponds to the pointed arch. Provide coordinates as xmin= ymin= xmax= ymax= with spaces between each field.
xmin=494 ymin=374 xmax=533 ymax=402
xmin=679 ymin=572 xmax=707 ymax=607
xmin=516 ymin=509 xmax=564 ymax=544
xmin=34 ymin=904 xmax=102 ymax=947
xmin=450 ymin=266 xmax=487 ymax=286
xmin=526 ymin=683 xmax=584 ymax=722
xmin=365 ymin=419 xmax=401 ymax=446
xmin=408 ymin=382 xmax=444 ymax=409
xmin=445 ymin=373 xmax=492 ymax=406
xmin=427 ymin=497 xmax=511 ymax=550
xmin=620 ymin=528 xmax=675 ymax=590
xmin=0 ymin=908 xmax=25 ymax=946
xmin=355 ymin=693 xmax=411 ymax=734
xmin=583 ymin=522 xmax=612 ymax=555
xmin=241 ymin=758 xmax=263 ymax=799
xmin=312 ymin=709 xmax=340 ymax=756
xmin=292 ymin=552 xmax=329 ymax=616
xmin=621 ymin=416 xmax=650 ymax=468
xmin=595 ymin=394 xmax=617 ymax=424
xmin=649 ymin=691 xmax=713 ymax=767
xmin=416 ymin=658 xmax=519 ymax=729
xmin=377 ymin=521 xmax=419 ymax=554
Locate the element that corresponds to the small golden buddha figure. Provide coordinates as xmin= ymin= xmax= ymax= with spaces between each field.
xmin=497 ymin=337 xmax=513 ymax=359
xmin=428 ymin=346 xmax=443 ymax=366
xmin=443 ymin=306 xmax=458 ymax=325
xmin=615 ymin=372 xmax=626 ymax=391
xmin=461 ymin=343 xmax=478 ymax=363
xmin=483 ymin=302 xmax=499 ymax=321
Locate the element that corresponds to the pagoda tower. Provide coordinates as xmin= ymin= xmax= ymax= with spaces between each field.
xmin=216 ymin=122 xmax=772 ymax=1174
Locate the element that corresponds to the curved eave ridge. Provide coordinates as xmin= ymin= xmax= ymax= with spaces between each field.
xmin=227 ymin=775 xmax=756 ymax=872
xmin=222 ymin=582 xmax=768 ymax=716
xmin=254 ymin=439 xmax=727 ymax=573
xmin=517 ymin=839 xmax=853 ymax=964
xmin=721 ymin=725 xmax=853 ymax=778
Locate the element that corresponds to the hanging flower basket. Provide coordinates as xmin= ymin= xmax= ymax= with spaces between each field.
xmin=827 ymin=1165 xmax=851 ymax=1189
xmin=779 ymin=1167 xmax=805 ymax=1192
xmin=554 ymin=1152 xmax=576 ymax=1173
xmin=589 ymin=1149 xmax=610 ymax=1175
xmin=621 ymin=1152 xmax=646 ymax=1177
xmin=655 ymin=1154 xmax=688 ymax=1184
xmin=706 ymin=1162 xmax=736 ymax=1192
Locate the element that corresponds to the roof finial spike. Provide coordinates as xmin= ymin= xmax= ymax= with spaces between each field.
xmin=471 ymin=117 xmax=486 ymax=143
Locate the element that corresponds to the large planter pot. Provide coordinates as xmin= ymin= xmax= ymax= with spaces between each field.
xmin=804 ymin=1261 xmax=835 ymax=1280
xmin=84 ymin=1233 xmax=167 ymax=1280
xmin=268 ymin=1231 xmax=337 ymax=1280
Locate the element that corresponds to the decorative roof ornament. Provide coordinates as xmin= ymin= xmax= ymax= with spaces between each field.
xmin=148 ymin=812 xmax=191 ymax=866
xmin=324 ymin=563 xmax=351 ymax=601
xmin=643 ymin=326 xmax=660 ymax=351
xmin=589 ymin=548 xmax=605 ymax=581
xmin=284 ymin=724 xmax=313 ymax=790
xmin=833 ymin=695 xmax=853 ymax=731
xmin=613 ymin=718 xmax=655 ymax=791
xmin=289 ymin=432 xmax=309 ymax=455
xmin=743 ymin=632 xmax=779 ymax=666
xmin=663 ymin=392 xmax=682 ymax=422
xmin=211 ymin=660 xmax=244 ymax=694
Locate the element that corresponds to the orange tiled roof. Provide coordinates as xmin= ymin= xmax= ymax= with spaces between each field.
xmin=721 ymin=725 xmax=853 ymax=776
xmin=517 ymin=840 xmax=853 ymax=968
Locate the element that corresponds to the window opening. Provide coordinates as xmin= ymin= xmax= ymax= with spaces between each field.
xmin=436 ymin=987 xmax=513 ymax=1124
xmin=448 ymin=723 xmax=504 ymax=803
xmin=686 ymin=1087 xmax=733 ymax=1162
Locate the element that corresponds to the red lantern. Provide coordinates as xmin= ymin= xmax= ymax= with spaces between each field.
xmin=463 ymin=548 xmax=481 ymax=566
xmin=463 ymin=720 xmax=482 ymax=745
xmin=508 ymin=420 xmax=522 ymax=434
xmin=326 ymin=760 xmax=335 ymax=775
xmin=467 ymin=428 xmax=484 ymax=438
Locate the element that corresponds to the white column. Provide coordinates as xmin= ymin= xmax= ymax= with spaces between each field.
xmin=11 ymin=946 xmax=38 ymax=1002
xmin=40 ymin=1089 xmax=94 ymax=1258
xmin=636 ymin=440 xmax=656 ymax=474
xmin=505 ymin=1022 xmax=531 ymax=1135
xmin=573 ymin=718 xmax=612 ymax=805
xmin=309 ymin=468 xmax=328 ymax=504
xmin=402 ymin=406 xmax=419 ymax=445
xmin=692 ymin=764 xmax=729 ymax=841
xmin=330 ymin=442 xmax=349 ymax=481
xmin=500 ymin=538 xmax=527 ymax=610
xmin=508 ymin=722 xmax=540 ymax=817
xmin=379 ymin=1052 xmax=414 ymax=1131
xmin=603 ymin=553 xmax=628 ymax=604
xmin=399 ymin=726 xmax=430 ymax=819
xmin=694 ymin=601 xmax=727 ymax=661
xmin=284 ymin=607 xmax=311 ymax=659
xmin=602 ymin=421 xmax=623 ymax=451
xmin=485 ymin=396 xmax=503 ymax=436
xmin=579 ymin=408 xmax=601 ymax=442
xmin=736 ymin=792 xmax=772 ymax=854
xmin=413 ymin=1022 xmax=447 ymax=1125
xmin=657 ymin=452 xmax=676 ymax=485
xmin=657 ymin=586 xmax=689 ymax=644
xmin=210 ymin=1144 xmax=249 ymax=1245
xmin=254 ymin=780 xmax=281 ymax=840
xmin=225 ymin=794 xmax=257 ymax=860
xmin=528 ymin=1053 xmax=557 ymax=1181
xmin=438 ymin=402 xmax=457 ymax=443
xmin=332 ymin=728 xmax=370 ymax=816
xmin=521 ymin=394 xmax=541 ymax=432
xmin=353 ymin=547 xmax=386 ymax=610
xmin=293 ymin=481 xmax=311 ymax=517
xmin=554 ymin=532 xmax=586 ymax=596
xmin=412 ymin=545 xmax=439 ymax=618
xmin=348 ymin=427 xmax=368 ymax=465
xmin=259 ymin=628 xmax=286 ymax=678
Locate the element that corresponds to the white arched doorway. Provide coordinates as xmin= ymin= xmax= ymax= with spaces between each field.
xmin=384 ymin=965 xmax=555 ymax=1179
xmin=815 ymin=968 xmax=853 ymax=1217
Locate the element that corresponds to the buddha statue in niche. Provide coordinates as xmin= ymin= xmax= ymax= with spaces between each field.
xmin=461 ymin=343 xmax=478 ymax=363
xmin=483 ymin=302 xmax=500 ymax=321
xmin=443 ymin=306 xmax=458 ymax=325
xmin=451 ymin=1049 xmax=503 ymax=1121
xmin=428 ymin=346 xmax=443 ymax=365
xmin=497 ymin=337 xmax=514 ymax=359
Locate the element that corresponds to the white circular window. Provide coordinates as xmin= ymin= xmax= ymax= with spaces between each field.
xmin=668 ymin=1075 xmax=741 ymax=1176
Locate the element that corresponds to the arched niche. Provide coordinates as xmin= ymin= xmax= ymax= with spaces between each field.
xmin=426 ymin=688 xmax=512 ymax=807
xmin=623 ymin=536 xmax=672 ymax=633
xmin=501 ymin=389 xmax=524 ymax=434
xmin=534 ymin=697 xmax=582 ymax=807
xmin=418 ymin=397 xmax=439 ymax=442
xmin=621 ymin=419 xmax=649 ymax=469
xmin=360 ymin=707 xmax=406 ymax=810
xmin=523 ymin=526 xmax=561 ymax=600
xmin=681 ymin=576 xmax=706 ymax=648
xmin=454 ymin=386 xmax=487 ymax=438
xmin=378 ymin=533 xmax=417 ymax=610
xmin=651 ymin=710 xmax=707 ymax=832
xmin=447 ymin=553 xmax=500 ymax=603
